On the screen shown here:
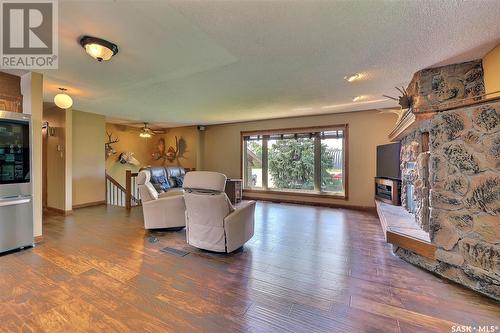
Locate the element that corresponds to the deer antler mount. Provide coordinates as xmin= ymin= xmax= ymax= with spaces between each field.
xmin=105 ymin=132 xmax=119 ymax=159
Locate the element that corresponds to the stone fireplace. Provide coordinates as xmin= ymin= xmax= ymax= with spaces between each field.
xmin=387 ymin=59 xmax=499 ymax=300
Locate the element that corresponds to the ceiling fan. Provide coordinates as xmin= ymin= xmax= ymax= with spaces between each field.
xmin=138 ymin=122 xmax=165 ymax=138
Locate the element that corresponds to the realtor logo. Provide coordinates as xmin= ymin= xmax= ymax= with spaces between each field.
xmin=1 ymin=0 xmax=58 ymax=69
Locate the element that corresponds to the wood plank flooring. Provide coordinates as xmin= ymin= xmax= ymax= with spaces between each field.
xmin=0 ymin=202 xmax=498 ymax=332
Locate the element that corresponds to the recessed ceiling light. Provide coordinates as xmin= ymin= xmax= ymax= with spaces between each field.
xmin=352 ymin=96 xmax=362 ymax=102
xmin=54 ymin=88 xmax=73 ymax=109
xmin=344 ymin=73 xmax=361 ymax=82
xmin=80 ymin=36 xmax=118 ymax=62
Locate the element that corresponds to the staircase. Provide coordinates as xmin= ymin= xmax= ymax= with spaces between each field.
xmin=105 ymin=172 xmax=141 ymax=208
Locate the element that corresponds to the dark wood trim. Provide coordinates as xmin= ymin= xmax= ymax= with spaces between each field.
xmin=243 ymin=188 xmax=347 ymax=200
xmin=105 ymin=172 xmax=126 ymax=192
xmin=243 ymin=196 xmax=375 ymax=213
xmin=46 ymin=206 xmax=73 ymax=216
xmin=125 ymin=170 xmax=132 ymax=210
xmin=34 ymin=235 xmax=43 ymax=244
xmin=386 ymin=230 xmax=436 ymax=259
xmin=73 ymin=200 xmax=106 ymax=210
xmin=375 ymin=200 xmax=436 ymax=259
xmin=240 ymin=123 xmax=348 ymax=137
xmin=240 ymin=134 xmax=244 ymax=186
xmin=240 ymin=124 xmax=349 ymax=200
xmin=343 ymin=124 xmax=349 ymax=199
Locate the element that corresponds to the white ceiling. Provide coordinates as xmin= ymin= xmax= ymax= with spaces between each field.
xmin=40 ymin=0 xmax=500 ymax=127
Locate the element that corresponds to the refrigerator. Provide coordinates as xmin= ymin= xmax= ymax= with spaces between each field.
xmin=0 ymin=110 xmax=33 ymax=253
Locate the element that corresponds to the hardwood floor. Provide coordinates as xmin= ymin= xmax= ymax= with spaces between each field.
xmin=0 ymin=202 xmax=498 ymax=332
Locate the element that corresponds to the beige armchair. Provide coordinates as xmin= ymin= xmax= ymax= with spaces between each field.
xmin=183 ymin=171 xmax=256 ymax=253
xmin=137 ymin=170 xmax=186 ymax=230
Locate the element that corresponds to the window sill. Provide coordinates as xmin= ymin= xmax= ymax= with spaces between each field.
xmin=243 ymin=188 xmax=347 ymax=200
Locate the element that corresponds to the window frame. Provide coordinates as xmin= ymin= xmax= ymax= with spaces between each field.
xmin=240 ymin=124 xmax=348 ymax=200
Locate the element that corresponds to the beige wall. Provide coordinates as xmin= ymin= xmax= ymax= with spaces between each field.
xmin=105 ymin=123 xmax=198 ymax=186
xmin=483 ymin=43 xmax=500 ymax=98
xmin=201 ymin=110 xmax=397 ymax=208
xmin=43 ymin=107 xmax=66 ymax=210
xmin=72 ymin=110 xmax=106 ymax=207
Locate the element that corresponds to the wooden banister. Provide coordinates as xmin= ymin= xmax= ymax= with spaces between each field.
xmin=105 ymin=172 xmax=141 ymax=209
xmin=105 ymin=173 xmax=126 ymax=192
xmin=125 ymin=170 xmax=141 ymax=210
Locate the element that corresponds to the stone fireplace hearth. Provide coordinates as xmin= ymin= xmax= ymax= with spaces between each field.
xmin=383 ymin=59 xmax=499 ymax=300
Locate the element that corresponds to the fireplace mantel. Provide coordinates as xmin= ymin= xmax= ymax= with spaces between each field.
xmin=388 ymin=94 xmax=500 ymax=142
xmin=388 ymin=110 xmax=434 ymax=142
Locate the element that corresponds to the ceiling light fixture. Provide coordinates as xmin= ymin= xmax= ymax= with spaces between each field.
xmin=352 ymin=95 xmax=362 ymax=102
xmin=80 ymin=36 xmax=118 ymax=62
xmin=54 ymin=88 xmax=73 ymax=109
xmin=139 ymin=123 xmax=155 ymax=138
xmin=344 ymin=73 xmax=361 ymax=82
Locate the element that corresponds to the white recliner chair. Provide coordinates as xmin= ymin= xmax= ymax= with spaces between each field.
xmin=137 ymin=170 xmax=186 ymax=230
xmin=183 ymin=171 xmax=256 ymax=253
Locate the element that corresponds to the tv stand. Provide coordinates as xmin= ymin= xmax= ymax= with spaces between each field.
xmin=375 ymin=177 xmax=401 ymax=206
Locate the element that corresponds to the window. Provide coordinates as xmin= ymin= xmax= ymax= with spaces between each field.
xmin=242 ymin=125 xmax=347 ymax=197
xmin=243 ymin=135 xmax=263 ymax=188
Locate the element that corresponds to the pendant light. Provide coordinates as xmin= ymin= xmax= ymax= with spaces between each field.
xmin=54 ymin=88 xmax=73 ymax=109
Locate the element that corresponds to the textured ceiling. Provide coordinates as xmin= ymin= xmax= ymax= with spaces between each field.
xmin=40 ymin=0 xmax=500 ymax=127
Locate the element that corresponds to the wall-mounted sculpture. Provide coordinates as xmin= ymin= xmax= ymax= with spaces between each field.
xmin=105 ymin=132 xmax=119 ymax=159
xmin=383 ymin=86 xmax=413 ymax=110
xmin=152 ymin=136 xmax=186 ymax=162
xmin=166 ymin=136 xmax=180 ymax=162
xmin=118 ymin=152 xmax=140 ymax=166
xmin=152 ymin=138 xmax=166 ymax=160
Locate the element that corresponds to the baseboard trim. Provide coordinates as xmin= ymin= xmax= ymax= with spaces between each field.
xmin=45 ymin=207 xmax=73 ymax=216
xmin=34 ymin=235 xmax=44 ymax=244
xmin=243 ymin=195 xmax=376 ymax=213
xmin=73 ymin=200 xmax=106 ymax=210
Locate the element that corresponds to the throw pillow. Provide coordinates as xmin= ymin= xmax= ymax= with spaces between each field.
xmin=151 ymin=175 xmax=171 ymax=192
xmin=171 ymin=175 xmax=184 ymax=187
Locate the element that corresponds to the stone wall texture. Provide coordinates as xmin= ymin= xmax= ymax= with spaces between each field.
xmin=400 ymin=123 xmax=431 ymax=232
xmin=398 ymin=100 xmax=500 ymax=299
xmin=406 ymin=60 xmax=485 ymax=112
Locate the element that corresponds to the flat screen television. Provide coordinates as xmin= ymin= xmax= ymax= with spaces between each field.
xmin=376 ymin=143 xmax=401 ymax=180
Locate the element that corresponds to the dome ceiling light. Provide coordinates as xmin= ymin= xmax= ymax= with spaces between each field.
xmin=80 ymin=36 xmax=118 ymax=62
xmin=54 ymin=88 xmax=73 ymax=109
